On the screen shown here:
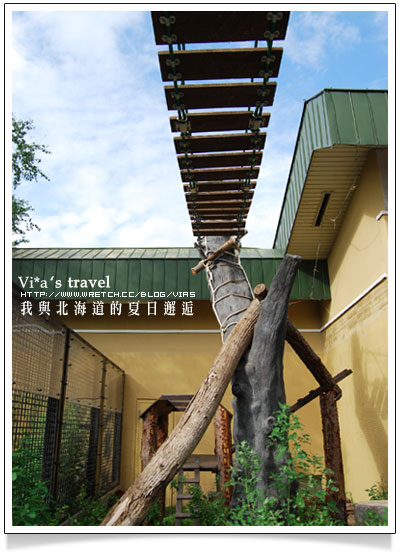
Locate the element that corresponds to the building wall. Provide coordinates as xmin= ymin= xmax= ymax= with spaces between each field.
xmin=321 ymin=148 xmax=388 ymax=502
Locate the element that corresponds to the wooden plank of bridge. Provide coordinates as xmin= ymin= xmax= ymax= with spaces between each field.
xmin=186 ymin=191 xmax=254 ymax=203
xmin=185 ymin=181 xmax=256 ymax=193
xmin=152 ymin=11 xmax=290 ymax=44
xmin=181 ymin=167 xmax=259 ymax=182
xmin=165 ymin=81 xmax=277 ymax=110
xmin=170 ymin=112 xmax=270 ymax=133
xmin=158 ymin=47 xmax=283 ymax=81
xmin=178 ymin=152 xmax=263 ymax=170
xmin=174 ymin=132 xmax=266 ymax=154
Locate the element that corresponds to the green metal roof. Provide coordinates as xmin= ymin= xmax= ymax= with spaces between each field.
xmin=12 ymin=247 xmax=330 ymax=300
xmin=12 ymin=247 xmax=286 ymax=260
xmin=273 ymin=88 xmax=388 ymax=250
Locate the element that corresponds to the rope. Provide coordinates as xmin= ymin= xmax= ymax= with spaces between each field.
xmin=220 ymin=308 xmax=249 ymax=331
xmin=214 ymin=292 xmax=253 ymax=305
xmin=213 ymin=278 xmax=247 ymax=295
xmin=235 ymin=11 xmax=283 ymax=241
xmin=222 ymin=321 xmax=239 ymax=334
xmin=203 ymin=237 xmax=254 ymax=340
xmin=160 ymin=12 xmax=203 ymax=241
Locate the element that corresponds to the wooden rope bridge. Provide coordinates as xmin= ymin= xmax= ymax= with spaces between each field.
xmin=152 ymin=10 xmax=290 ymax=238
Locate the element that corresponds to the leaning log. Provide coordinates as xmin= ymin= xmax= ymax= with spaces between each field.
xmin=285 ymin=318 xmax=341 ymax=398
xmin=101 ymin=285 xmax=267 ymax=526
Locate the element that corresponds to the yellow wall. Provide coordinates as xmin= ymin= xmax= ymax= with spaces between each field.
xmin=321 ymin=148 xmax=388 ymax=502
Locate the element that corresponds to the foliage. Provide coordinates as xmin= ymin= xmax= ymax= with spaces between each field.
xmin=160 ymin=404 xmax=344 ymax=527
xmin=226 ymin=440 xmax=276 ymax=525
xmin=12 ymin=114 xmax=50 ymax=245
xmin=366 ymin=478 xmax=388 ymax=501
xmin=361 ymin=508 xmax=388 ymax=526
xmin=264 ymin=403 xmax=342 ymax=525
xmin=142 ymin=501 xmax=176 ymax=526
xmin=12 ymin=437 xmax=58 ymax=526
xmin=360 ymin=479 xmax=388 ymax=527
xmin=12 ymin=432 xmax=116 ymax=526
xmin=187 ymin=486 xmax=228 ymax=526
xmin=67 ymin=493 xmax=118 ymax=526
xmin=57 ymin=404 xmax=93 ymax=514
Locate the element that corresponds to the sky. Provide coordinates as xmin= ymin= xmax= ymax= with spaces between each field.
xmin=9 ymin=4 xmax=390 ymax=250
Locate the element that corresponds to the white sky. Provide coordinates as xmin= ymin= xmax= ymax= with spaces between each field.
xmin=9 ymin=5 xmax=390 ymax=249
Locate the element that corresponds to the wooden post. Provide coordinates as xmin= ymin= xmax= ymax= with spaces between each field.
xmin=101 ymin=284 xmax=267 ymax=525
xmin=156 ymin=412 xmax=169 ymax=516
xmin=320 ymin=391 xmax=347 ymax=524
xmin=141 ymin=405 xmax=170 ymax=517
xmin=141 ymin=406 xmax=158 ymax=471
xmin=214 ymin=405 xmax=233 ymax=504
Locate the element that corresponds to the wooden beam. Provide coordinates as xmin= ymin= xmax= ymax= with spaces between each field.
xmin=289 ymin=369 xmax=352 ymax=413
xmin=191 ymin=235 xmax=241 ymax=275
xmin=285 ymin=317 xmax=341 ymax=397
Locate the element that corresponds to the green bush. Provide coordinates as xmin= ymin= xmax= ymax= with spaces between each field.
xmin=263 ymin=403 xmax=341 ymax=525
xmin=163 ymin=404 xmax=344 ymax=527
xmin=187 ymin=486 xmax=228 ymax=526
xmin=366 ymin=478 xmax=388 ymax=500
xmin=12 ymin=438 xmax=59 ymax=526
xmin=361 ymin=508 xmax=388 ymax=526
xmin=12 ymin=436 xmax=118 ymax=526
xmin=67 ymin=493 xmax=118 ymax=526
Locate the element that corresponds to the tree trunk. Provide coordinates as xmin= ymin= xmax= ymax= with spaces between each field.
xmin=198 ymin=237 xmax=301 ymax=500
xmin=101 ymin=285 xmax=267 ymax=526
xmin=238 ymin=253 xmax=301 ymax=499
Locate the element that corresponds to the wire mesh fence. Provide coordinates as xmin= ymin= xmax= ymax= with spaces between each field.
xmin=12 ymin=286 xmax=125 ymax=512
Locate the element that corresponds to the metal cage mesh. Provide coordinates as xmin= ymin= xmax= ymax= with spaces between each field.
xmin=12 ymin=287 xmax=125 ymax=514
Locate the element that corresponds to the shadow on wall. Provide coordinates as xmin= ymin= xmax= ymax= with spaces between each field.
xmin=351 ymin=333 xmax=388 ymax=479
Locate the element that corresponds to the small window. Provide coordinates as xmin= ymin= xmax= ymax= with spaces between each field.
xmin=314 ymin=193 xmax=331 ymax=227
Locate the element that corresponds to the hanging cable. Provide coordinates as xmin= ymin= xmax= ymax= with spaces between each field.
xmin=160 ymin=12 xmax=204 ymax=241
